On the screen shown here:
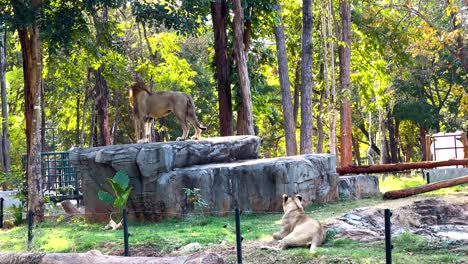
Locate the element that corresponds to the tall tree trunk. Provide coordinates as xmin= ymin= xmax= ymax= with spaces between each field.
xmin=233 ymin=0 xmax=254 ymax=135
xmin=15 ymin=0 xmax=44 ymax=222
xmin=316 ymin=87 xmax=325 ymax=153
xmin=300 ymin=0 xmax=313 ymax=154
xmin=211 ymin=0 xmax=233 ymax=136
xmin=75 ymin=97 xmax=80 ymax=145
xmin=395 ymin=119 xmax=402 ymax=162
xmin=320 ymin=2 xmax=329 ymax=154
xmin=387 ymin=107 xmax=398 ymax=163
xmin=273 ymin=2 xmax=297 ymax=156
xmin=0 ymin=26 xmax=10 ymax=191
xmin=92 ymin=8 xmax=111 ymax=146
xmin=293 ymin=61 xmax=301 ymax=126
xmin=80 ymin=69 xmax=92 ymax=147
xmin=419 ymin=126 xmax=428 ymax=161
xmin=379 ymin=108 xmax=389 ymax=164
xmin=95 ymin=66 xmax=111 ymax=146
xmin=338 ymin=0 xmax=353 ymax=166
xmin=328 ymin=0 xmax=337 ymax=156
xmin=352 ymin=131 xmax=361 ymax=166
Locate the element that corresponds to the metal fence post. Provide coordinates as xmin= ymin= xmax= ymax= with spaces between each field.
xmin=384 ymin=209 xmax=393 ymax=264
xmin=28 ymin=211 xmax=34 ymax=250
xmin=0 ymin=197 xmax=4 ymax=229
xmin=123 ymin=208 xmax=129 ymax=256
xmin=235 ymin=208 xmax=242 ymax=264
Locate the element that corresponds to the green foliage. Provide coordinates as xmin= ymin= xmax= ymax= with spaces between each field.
xmin=97 ymin=170 xmax=133 ymax=210
xmin=6 ymin=203 xmax=24 ymax=226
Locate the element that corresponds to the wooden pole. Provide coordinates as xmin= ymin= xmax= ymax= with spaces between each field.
xmin=337 ymin=159 xmax=468 ymax=175
xmin=383 ymin=175 xmax=468 ymax=200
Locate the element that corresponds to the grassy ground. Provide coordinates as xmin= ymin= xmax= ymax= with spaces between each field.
xmin=1 ymin=175 xmax=467 ymax=263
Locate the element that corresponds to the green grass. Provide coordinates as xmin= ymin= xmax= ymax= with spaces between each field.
xmin=1 ymin=175 xmax=467 ymax=263
xmin=379 ymin=174 xmax=468 ymax=196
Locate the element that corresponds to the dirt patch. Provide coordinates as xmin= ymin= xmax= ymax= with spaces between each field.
xmin=326 ymin=197 xmax=468 ymax=242
xmin=108 ymin=244 xmax=162 ymax=257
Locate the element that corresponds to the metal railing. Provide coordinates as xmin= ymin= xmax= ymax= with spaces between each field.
xmin=22 ymin=151 xmax=81 ymax=203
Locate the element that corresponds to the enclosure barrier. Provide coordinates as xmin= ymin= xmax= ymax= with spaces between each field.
xmin=235 ymin=208 xmax=243 ymax=264
xmin=0 ymin=197 xmax=3 ymax=229
xmin=384 ymin=209 xmax=393 ymax=264
xmin=13 ymin=207 xmax=402 ymax=262
xmin=27 ymin=211 xmax=34 ymax=251
xmin=123 ymin=208 xmax=130 ymax=257
xmin=111 ymin=208 xmax=244 ymax=261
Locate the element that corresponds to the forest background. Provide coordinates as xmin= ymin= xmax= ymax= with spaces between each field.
xmin=0 ymin=0 xmax=467 ymax=219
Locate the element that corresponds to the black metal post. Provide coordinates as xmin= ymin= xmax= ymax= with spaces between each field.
xmin=28 ymin=211 xmax=34 ymax=250
xmin=384 ymin=209 xmax=392 ymax=264
xmin=0 ymin=197 xmax=4 ymax=229
xmin=235 ymin=208 xmax=242 ymax=264
xmin=123 ymin=208 xmax=129 ymax=256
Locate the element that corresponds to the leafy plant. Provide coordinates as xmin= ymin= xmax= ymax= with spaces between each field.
xmin=183 ymin=188 xmax=209 ymax=225
xmin=7 ymin=203 xmax=25 ymax=226
xmin=183 ymin=188 xmax=208 ymax=212
xmin=98 ymin=170 xmax=133 ymax=211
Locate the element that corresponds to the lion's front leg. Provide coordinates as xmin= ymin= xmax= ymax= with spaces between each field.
xmin=273 ymin=222 xmax=292 ymax=241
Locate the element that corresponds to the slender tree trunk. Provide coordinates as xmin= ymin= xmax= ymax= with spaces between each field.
xmin=338 ymin=0 xmax=353 ymax=166
xmin=110 ymin=93 xmax=119 ymax=144
xmin=76 ymin=97 xmax=80 ymax=145
xmin=89 ymin=99 xmax=97 ymax=148
xmin=367 ymin=112 xmax=375 ymax=165
xmin=316 ymin=88 xmax=325 ymax=153
xmin=379 ymin=108 xmax=389 ymax=164
xmin=233 ymin=0 xmax=254 ymax=135
xmin=320 ymin=2 xmax=330 ymax=154
xmin=419 ymin=126 xmax=428 ymax=161
xmin=293 ymin=61 xmax=301 ymax=126
xmin=328 ymin=0 xmax=337 ymax=156
xmin=387 ymin=107 xmax=398 ymax=163
xmin=16 ymin=0 xmax=44 ymax=221
xmin=211 ymin=0 xmax=233 ymax=136
xmin=300 ymin=0 xmax=313 ymax=154
xmin=95 ymin=66 xmax=111 ymax=146
xmin=80 ymin=69 xmax=92 ymax=147
xmin=92 ymin=8 xmax=111 ymax=146
xmin=0 ymin=26 xmax=10 ymax=191
xmin=352 ymin=132 xmax=361 ymax=166
xmin=273 ymin=2 xmax=297 ymax=156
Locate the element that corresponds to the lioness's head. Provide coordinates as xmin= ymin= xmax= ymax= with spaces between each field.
xmin=282 ymin=194 xmax=305 ymax=213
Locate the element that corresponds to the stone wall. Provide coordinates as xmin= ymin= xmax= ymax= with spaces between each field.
xmin=338 ymin=175 xmax=380 ymax=200
xmin=69 ymin=136 xmax=338 ymax=222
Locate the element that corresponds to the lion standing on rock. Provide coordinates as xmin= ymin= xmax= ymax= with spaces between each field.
xmin=128 ymin=80 xmax=206 ymax=142
xmin=272 ymin=194 xmax=325 ymax=252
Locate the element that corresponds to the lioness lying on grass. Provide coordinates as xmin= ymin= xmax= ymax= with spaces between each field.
xmin=272 ymin=194 xmax=325 ymax=252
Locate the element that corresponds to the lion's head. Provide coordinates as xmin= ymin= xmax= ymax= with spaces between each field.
xmin=282 ymin=194 xmax=305 ymax=214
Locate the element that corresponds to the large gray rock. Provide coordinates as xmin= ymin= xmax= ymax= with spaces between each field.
xmin=339 ymin=175 xmax=380 ymax=200
xmin=69 ymin=136 xmax=338 ymax=222
xmin=140 ymin=155 xmax=338 ymax=219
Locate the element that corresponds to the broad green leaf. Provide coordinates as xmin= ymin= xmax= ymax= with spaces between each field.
xmin=113 ymin=187 xmax=133 ymax=209
xmin=113 ymin=170 xmax=129 ymax=190
xmin=109 ymin=179 xmax=125 ymax=195
xmin=98 ymin=191 xmax=114 ymax=205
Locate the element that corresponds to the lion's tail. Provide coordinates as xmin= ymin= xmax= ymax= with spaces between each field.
xmin=186 ymin=95 xmax=207 ymax=130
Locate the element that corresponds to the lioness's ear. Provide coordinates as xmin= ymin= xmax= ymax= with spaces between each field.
xmin=282 ymin=194 xmax=288 ymax=203
xmin=295 ymin=194 xmax=303 ymax=202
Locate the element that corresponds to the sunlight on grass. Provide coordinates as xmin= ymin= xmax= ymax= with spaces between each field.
xmin=379 ymin=174 xmax=425 ymax=193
